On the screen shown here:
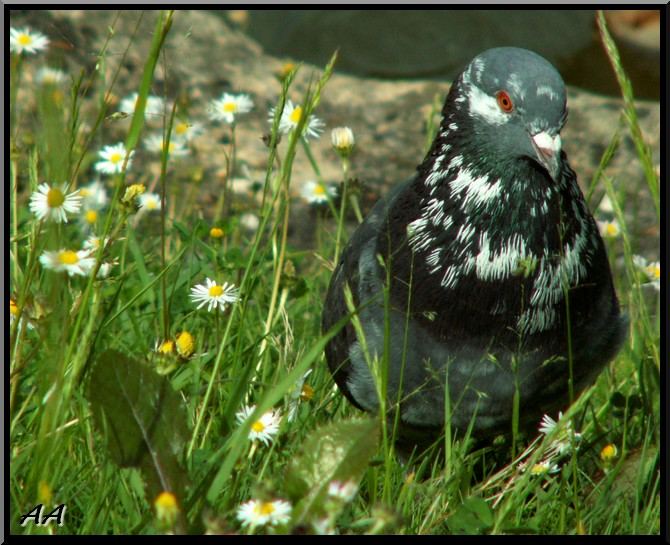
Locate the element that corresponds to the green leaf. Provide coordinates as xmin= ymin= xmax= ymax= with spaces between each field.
xmin=447 ymin=496 xmax=494 ymax=535
xmin=87 ymin=349 xmax=189 ymax=503
xmin=286 ymin=417 xmax=380 ymax=524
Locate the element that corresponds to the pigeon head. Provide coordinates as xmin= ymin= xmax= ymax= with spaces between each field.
xmin=453 ymin=47 xmax=568 ymax=181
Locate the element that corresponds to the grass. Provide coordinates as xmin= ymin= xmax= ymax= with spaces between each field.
xmin=9 ymin=10 xmax=660 ymax=535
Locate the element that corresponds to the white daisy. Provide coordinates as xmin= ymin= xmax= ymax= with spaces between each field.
xmin=528 ymin=460 xmax=560 ymax=476
xmin=95 ymin=143 xmax=134 ymax=175
xmin=269 ymin=99 xmax=324 ymax=140
xmin=539 ymin=411 xmax=582 ymax=457
xmin=235 ymin=404 xmax=282 ymax=446
xmin=138 ymin=192 xmax=162 ymax=212
xmin=190 ymin=277 xmax=240 ymax=312
xmin=597 ymin=194 xmax=615 ymax=214
xmin=239 ymin=212 xmax=260 ymax=232
xmin=119 ymin=92 xmax=166 ymax=118
xmin=633 ymin=255 xmax=660 ymax=292
xmin=237 ymin=498 xmax=292 ymax=529
xmin=144 ymin=133 xmax=189 ymax=157
xmin=538 ymin=412 xmax=560 ymax=436
xmin=39 ymin=249 xmax=95 ymax=277
xmin=644 ymin=262 xmax=660 ymax=291
xmin=327 ymin=480 xmax=358 ymax=502
xmin=96 ymin=261 xmax=116 ymax=279
xmin=172 ymin=119 xmax=204 ymax=142
xmin=10 ymin=27 xmax=49 ymax=55
xmin=82 ymin=236 xmax=111 ymax=255
xmin=208 ymin=93 xmax=253 ymax=124
xmin=78 ymin=180 xmax=109 ymax=210
xmin=35 ymin=67 xmax=67 ymax=86
xmin=29 ymin=183 xmax=81 ymax=223
xmin=300 ymin=180 xmax=337 ymax=205
xmin=597 ymin=219 xmax=621 ymax=239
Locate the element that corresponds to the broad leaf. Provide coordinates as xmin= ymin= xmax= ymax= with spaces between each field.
xmin=87 ymin=349 xmax=189 ymax=504
xmin=446 ymin=496 xmax=494 ymax=535
xmin=286 ymin=417 xmax=380 ymax=524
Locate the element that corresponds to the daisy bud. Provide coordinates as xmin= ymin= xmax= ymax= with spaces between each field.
xmin=331 ymin=126 xmax=355 ymax=157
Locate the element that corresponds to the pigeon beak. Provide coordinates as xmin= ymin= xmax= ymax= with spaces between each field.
xmin=530 ymin=131 xmax=562 ymax=181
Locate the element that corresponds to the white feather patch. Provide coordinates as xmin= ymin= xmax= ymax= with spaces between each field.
xmin=467 ymin=84 xmax=509 ymax=125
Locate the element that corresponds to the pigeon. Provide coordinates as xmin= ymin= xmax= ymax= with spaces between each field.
xmin=322 ymin=47 xmax=627 ymax=449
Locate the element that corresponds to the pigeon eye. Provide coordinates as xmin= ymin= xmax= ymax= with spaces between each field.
xmin=496 ymin=91 xmax=514 ymax=113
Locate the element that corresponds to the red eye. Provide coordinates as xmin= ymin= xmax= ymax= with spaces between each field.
xmin=496 ymin=90 xmax=514 ymax=113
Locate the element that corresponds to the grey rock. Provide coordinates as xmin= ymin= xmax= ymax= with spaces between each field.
xmin=20 ymin=10 xmax=658 ymax=254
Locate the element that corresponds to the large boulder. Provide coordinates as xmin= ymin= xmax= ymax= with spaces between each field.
xmin=14 ymin=10 xmax=660 ymax=251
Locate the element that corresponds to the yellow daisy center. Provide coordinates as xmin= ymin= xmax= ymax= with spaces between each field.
xmin=209 ymin=285 xmax=224 ymax=297
xmin=251 ymin=420 xmax=266 ymax=433
xmin=58 ymin=250 xmax=79 ymax=265
xmin=18 ymin=34 xmax=33 ymax=46
xmin=79 ymin=188 xmax=91 ymax=197
xmin=10 ymin=299 xmax=19 ymax=316
xmin=146 ymin=198 xmax=159 ymax=210
xmin=290 ymin=106 xmax=303 ymax=124
xmin=313 ymin=184 xmax=326 ymax=196
xmin=85 ymin=210 xmax=98 ymax=224
xmin=110 ymin=152 xmax=123 ymax=164
xmin=605 ymin=223 xmax=619 ymax=236
xmin=255 ymin=502 xmax=275 ymax=516
xmin=223 ymin=102 xmax=237 ymax=113
xmin=47 ymin=188 xmax=65 ymax=208
xmin=175 ymin=122 xmax=189 ymax=135
xmin=646 ymin=264 xmax=660 ymax=280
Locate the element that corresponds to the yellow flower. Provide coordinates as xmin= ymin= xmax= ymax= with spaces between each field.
xmin=122 ymin=184 xmax=146 ymax=204
xmin=10 ymin=298 xmax=19 ymax=318
xmin=176 ymin=331 xmax=195 ymax=358
xmin=157 ymin=340 xmax=175 ymax=355
xmin=300 ymin=383 xmax=314 ymax=402
xmin=278 ymin=62 xmax=296 ymax=79
xmin=154 ymin=491 xmax=179 ymax=526
xmin=153 ymin=339 xmax=179 ymax=375
xmin=38 ymin=480 xmax=53 ymax=506
xmin=209 ymin=227 xmax=224 ymax=239
xmin=600 ymin=443 xmax=618 ymax=463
